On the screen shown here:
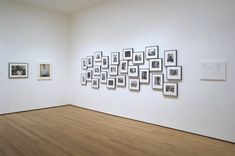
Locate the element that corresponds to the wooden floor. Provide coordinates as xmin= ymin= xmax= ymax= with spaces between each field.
xmin=0 ymin=105 xmax=234 ymax=156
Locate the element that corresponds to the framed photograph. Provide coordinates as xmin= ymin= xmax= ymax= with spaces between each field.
xmin=129 ymin=79 xmax=140 ymax=91
xmin=92 ymin=79 xmax=99 ymax=89
xmin=81 ymin=58 xmax=87 ymax=70
xmin=94 ymin=51 xmax=102 ymax=62
xmin=116 ymin=75 xmax=126 ymax=87
xmin=87 ymin=56 xmax=93 ymax=68
xmin=93 ymin=66 xmax=101 ymax=76
xmin=38 ymin=63 xmax=52 ymax=80
xmin=107 ymin=78 xmax=116 ymax=89
xmin=163 ymin=83 xmax=178 ymax=97
xmin=133 ymin=51 xmax=144 ymax=64
xmin=145 ymin=46 xmax=159 ymax=59
xmin=123 ymin=48 xmax=133 ymax=60
xmin=101 ymin=56 xmax=109 ymax=69
xmin=167 ymin=66 xmax=182 ymax=80
xmin=152 ymin=74 xmax=163 ymax=89
xmin=164 ymin=50 xmax=177 ymax=66
xmin=80 ymin=74 xmax=87 ymax=85
xmin=86 ymin=70 xmax=92 ymax=81
xmin=149 ymin=58 xmax=162 ymax=72
xmin=109 ymin=65 xmax=118 ymax=76
xmin=128 ymin=66 xmax=139 ymax=77
xmin=100 ymin=71 xmax=107 ymax=84
xmin=139 ymin=69 xmax=149 ymax=84
xmin=120 ymin=60 xmax=128 ymax=74
xmin=9 ymin=62 xmax=28 ymax=78
xmin=111 ymin=52 xmax=120 ymax=65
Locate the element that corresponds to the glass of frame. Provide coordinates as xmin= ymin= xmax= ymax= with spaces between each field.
xmin=128 ymin=66 xmax=139 ymax=77
xmin=129 ymin=79 xmax=140 ymax=91
xmin=81 ymin=74 xmax=87 ymax=85
xmin=163 ymin=82 xmax=178 ymax=97
xmin=116 ymin=75 xmax=126 ymax=87
xmin=133 ymin=51 xmax=144 ymax=65
xmin=109 ymin=65 xmax=118 ymax=76
xmin=92 ymin=79 xmax=99 ymax=89
xmin=145 ymin=46 xmax=159 ymax=59
xmin=9 ymin=62 xmax=28 ymax=79
xmin=107 ymin=78 xmax=116 ymax=89
xmin=123 ymin=48 xmax=133 ymax=60
xmin=120 ymin=60 xmax=128 ymax=74
xmin=94 ymin=51 xmax=102 ymax=62
xmin=87 ymin=56 xmax=93 ymax=68
xmin=149 ymin=58 xmax=162 ymax=72
xmin=139 ymin=69 xmax=149 ymax=84
xmin=111 ymin=52 xmax=120 ymax=65
xmin=164 ymin=50 xmax=177 ymax=66
xmin=152 ymin=74 xmax=163 ymax=90
xmin=166 ymin=66 xmax=182 ymax=80
xmin=101 ymin=56 xmax=109 ymax=69
xmin=38 ymin=62 xmax=52 ymax=80
xmin=100 ymin=71 xmax=107 ymax=84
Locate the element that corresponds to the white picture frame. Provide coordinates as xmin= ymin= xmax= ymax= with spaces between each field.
xmin=133 ymin=51 xmax=144 ymax=65
xmin=107 ymin=78 xmax=116 ymax=89
xmin=94 ymin=51 xmax=102 ymax=62
xmin=164 ymin=50 xmax=177 ymax=66
xmin=166 ymin=66 xmax=182 ymax=80
xmin=111 ymin=52 xmax=120 ymax=65
xmin=120 ymin=60 xmax=128 ymax=74
xmin=123 ymin=48 xmax=133 ymax=60
xmin=163 ymin=83 xmax=178 ymax=97
xmin=139 ymin=69 xmax=149 ymax=84
xmin=152 ymin=74 xmax=163 ymax=90
xmin=145 ymin=46 xmax=159 ymax=59
xmin=81 ymin=74 xmax=87 ymax=85
xmin=38 ymin=62 xmax=52 ymax=80
xmin=149 ymin=58 xmax=162 ymax=72
xmin=129 ymin=79 xmax=140 ymax=91
xmin=100 ymin=71 xmax=107 ymax=84
xmin=116 ymin=75 xmax=126 ymax=87
xmin=101 ymin=56 xmax=109 ymax=69
xmin=109 ymin=65 xmax=118 ymax=76
xmin=128 ymin=66 xmax=139 ymax=77
xmin=92 ymin=79 xmax=99 ymax=89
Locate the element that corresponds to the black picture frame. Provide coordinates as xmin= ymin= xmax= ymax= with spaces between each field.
xmin=9 ymin=62 xmax=28 ymax=79
xmin=149 ymin=58 xmax=162 ymax=72
xmin=87 ymin=56 xmax=93 ymax=68
xmin=92 ymin=79 xmax=99 ymax=89
xmin=164 ymin=50 xmax=177 ymax=66
xmin=111 ymin=52 xmax=120 ymax=65
xmin=101 ymin=56 xmax=109 ymax=69
xmin=94 ymin=51 xmax=102 ymax=62
xmin=129 ymin=78 xmax=140 ymax=91
xmin=128 ymin=66 xmax=139 ymax=77
xmin=145 ymin=46 xmax=159 ymax=59
xmin=133 ymin=51 xmax=144 ymax=65
xmin=123 ymin=48 xmax=133 ymax=60
xmin=139 ymin=68 xmax=149 ymax=84
xmin=166 ymin=66 xmax=182 ymax=80
xmin=163 ymin=82 xmax=178 ymax=97
xmin=107 ymin=78 xmax=116 ymax=89
xmin=152 ymin=74 xmax=164 ymax=90
xmin=116 ymin=75 xmax=126 ymax=87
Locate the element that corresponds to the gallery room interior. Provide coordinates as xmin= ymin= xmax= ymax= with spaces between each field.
xmin=0 ymin=0 xmax=235 ymax=155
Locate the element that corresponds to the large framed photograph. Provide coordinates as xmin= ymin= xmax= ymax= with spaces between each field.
xmin=167 ymin=66 xmax=182 ymax=80
xmin=93 ymin=66 xmax=101 ymax=76
xmin=163 ymin=83 xmax=178 ymax=97
xmin=129 ymin=79 xmax=140 ymax=91
xmin=133 ymin=51 xmax=144 ymax=64
xmin=107 ymin=78 xmax=116 ymax=89
xmin=152 ymin=74 xmax=163 ymax=89
xmin=87 ymin=56 xmax=93 ymax=68
xmin=149 ymin=58 xmax=162 ymax=72
xmin=123 ymin=48 xmax=133 ymax=60
xmin=92 ymin=79 xmax=99 ymax=89
xmin=94 ymin=51 xmax=102 ymax=62
xmin=109 ymin=65 xmax=118 ymax=76
xmin=128 ymin=66 xmax=139 ymax=77
xmin=81 ymin=58 xmax=87 ymax=70
xmin=111 ymin=52 xmax=120 ymax=65
xmin=120 ymin=60 xmax=128 ymax=74
xmin=164 ymin=50 xmax=177 ymax=66
xmin=38 ymin=63 xmax=52 ymax=80
xmin=145 ymin=46 xmax=159 ymax=59
xmin=9 ymin=62 xmax=28 ymax=79
xmin=86 ymin=70 xmax=92 ymax=82
xmin=116 ymin=75 xmax=126 ymax=87
xmin=101 ymin=56 xmax=109 ymax=69
xmin=100 ymin=71 xmax=107 ymax=84
xmin=81 ymin=74 xmax=87 ymax=85
xmin=139 ymin=69 xmax=149 ymax=84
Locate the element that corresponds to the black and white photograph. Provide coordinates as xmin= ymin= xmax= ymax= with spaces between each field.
xmin=100 ymin=71 xmax=107 ymax=84
xmin=38 ymin=62 xmax=52 ymax=80
xmin=107 ymin=78 xmax=116 ymax=89
xmin=123 ymin=48 xmax=133 ymax=60
xmin=149 ymin=58 xmax=162 ymax=72
xmin=87 ymin=56 xmax=93 ymax=68
xmin=128 ymin=66 xmax=139 ymax=77
xmin=92 ymin=79 xmax=99 ymax=89
xmin=93 ymin=66 xmax=101 ymax=76
xmin=86 ymin=70 xmax=92 ymax=81
xmin=81 ymin=58 xmax=87 ymax=70
xmin=94 ymin=51 xmax=102 ymax=62
xmin=119 ymin=60 xmax=128 ymax=74
xmin=152 ymin=74 xmax=163 ymax=89
xmin=145 ymin=46 xmax=159 ymax=59
xmin=129 ymin=79 xmax=140 ymax=91
xmin=80 ymin=74 xmax=87 ymax=85
xmin=109 ymin=65 xmax=118 ymax=76
xmin=164 ymin=50 xmax=177 ymax=66
xmin=116 ymin=75 xmax=126 ymax=87
xmin=9 ymin=63 xmax=28 ymax=78
xmin=101 ymin=56 xmax=109 ymax=69
xmin=166 ymin=66 xmax=182 ymax=80
xmin=111 ymin=52 xmax=120 ymax=65
xmin=139 ymin=69 xmax=149 ymax=84
xmin=163 ymin=83 xmax=178 ymax=97
xmin=133 ymin=51 xmax=144 ymax=64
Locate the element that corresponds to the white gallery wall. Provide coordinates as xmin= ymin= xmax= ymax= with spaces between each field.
xmin=0 ymin=0 xmax=70 ymax=114
xmin=69 ymin=0 xmax=235 ymax=142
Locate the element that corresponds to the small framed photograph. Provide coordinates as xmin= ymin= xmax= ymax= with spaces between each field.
xmin=86 ymin=70 xmax=92 ymax=81
xmin=111 ymin=52 xmax=120 ymax=65
xmin=120 ymin=60 xmax=128 ymax=74
xmin=128 ymin=66 xmax=139 ymax=77
xmin=149 ymin=58 xmax=162 ymax=72
xmin=152 ymin=74 xmax=163 ymax=89
xmin=167 ymin=66 xmax=182 ymax=80
xmin=101 ymin=56 xmax=109 ymax=69
xmin=100 ymin=71 xmax=107 ymax=84
xmin=93 ymin=66 xmax=101 ymax=76
xmin=133 ymin=51 xmax=144 ymax=64
xmin=80 ymin=74 xmax=87 ymax=85
xmin=139 ymin=69 xmax=149 ymax=84
xmin=164 ymin=50 xmax=177 ymax=66
xmin=81 ymin=58 xmax=87 ymax=70
xmin=145 ymin=46 xmax=159 ymax=59
xmin=129 ymin=79 xmax=140 ymax=91
xmin=94 ymin=51 xmax=102 ymax=62
xmin=107 ymin=78 xmax=116 ymax=89
xmin=123 ymin=48 xmax=133 ymax=60
xmin=116 ymin=75 xmax=126 ymax=87
xmin=9 ymin=62 xmax=28 ymax=78
xmin=163 ymin=83 xmax=178 ymax=97
xmin=87 ymin=56 xmax=93 ymax=68
xmin=109 ymin=65 xmax=118 ymax=76
xmin=38 ymin=63 xmax=52 ymax=80
xmin=92 ymin=79 xmax=99 ymax=89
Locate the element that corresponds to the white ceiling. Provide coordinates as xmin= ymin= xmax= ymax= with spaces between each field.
xmin=14 ymin=0 xmax=107 ymax=14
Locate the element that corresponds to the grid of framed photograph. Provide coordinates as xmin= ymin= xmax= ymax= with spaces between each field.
xmin=123 ymin=48 xmax=133 ymax=60
xmin=111 ymin=52 xmax=120 ymax=65
xmin=100 ymin=71 xmax=107 ymax=84
xmin=129 ymin=79 xmax=140 ymax=91
xmin=117 ymin=75 xmax=126 ymax=87
xmin=94 ymin=51 xmax=102 ymax=62
xmin=164 ymin=50 xmax=177 ymax=66
xmin=92 ymin=79 xmax=99 ymax=89
xmin=101 ymin=56 xmax=109 ymax=69
xmin=145 ymin=46 xmax=159 ymax=59
xmin=9 ymin=62 xmax=28 ymax=79
xmin=166 ymin=66 xmax=182 ymax=80
xmin=128 ymin=66 xmax=139 ymax=77
xmin=139 ymin=69 xmax=149 ymax=84
xmin=152 ymin=74 xmax=163 ymax=90
xmin=149 ymin=58 xmax=162 ymax=72
xmin=81 ymin=74 xmax=87 ymax=85
xmin=109 ymin=65 xmax=118 ymax=76
xmin=107 ymin=78 xmax=116 ymax=89
xmin=38 ymin=62 xmax=52 ymax=80
xmin=133 ymin=51 xmax=144 ymax=65
xmin=163 ymin=83 xmax=178 ymax=97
